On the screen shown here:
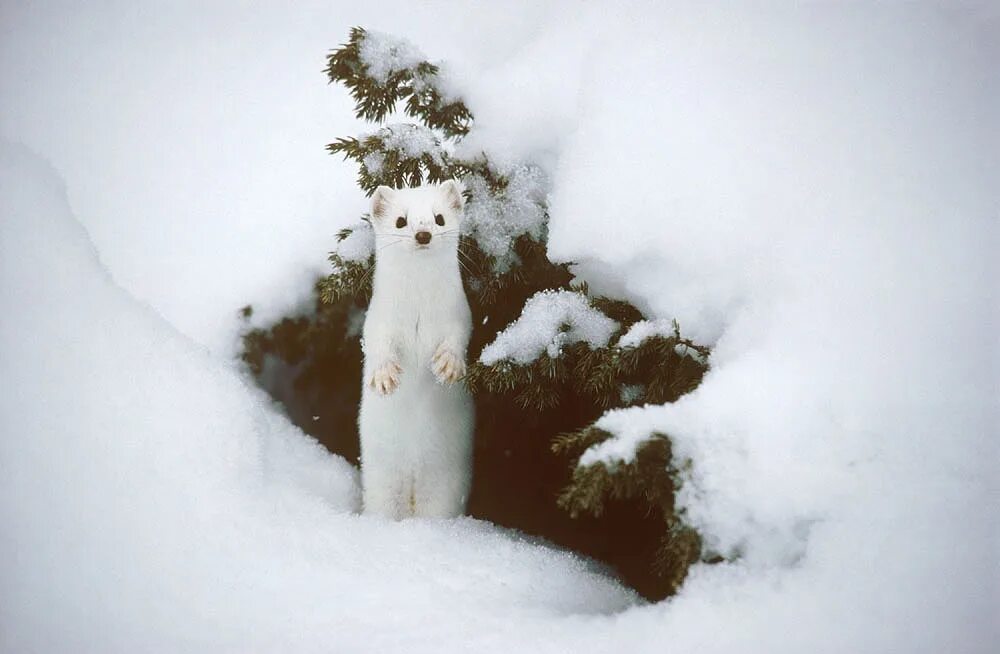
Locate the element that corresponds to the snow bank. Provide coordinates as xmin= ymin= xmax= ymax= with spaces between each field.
xmin=529 ymin=5 xmax=996 ymax=653
xmin=0 ymin=143 xmax=636 ymax=652
xmin=459 ymin=4 xmax=995 ymax=652
xmin=0 ymin=2 xmax=371 ymax=353
xmin=480 ymin=290 xmax=618 ymax=365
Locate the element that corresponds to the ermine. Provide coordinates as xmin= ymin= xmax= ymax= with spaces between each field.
xmin=358 ymin=180 xmax=474 ymax=519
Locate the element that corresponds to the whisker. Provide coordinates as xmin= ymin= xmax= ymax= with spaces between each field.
xmin=376 ymin=240 xmax=404 ymax=253
xmin=455 ymin=248 xmax=481 ymax=277
xmin=455 ymin=257 xmax=473 ymax=278
xmin=358 ymin=262 xmax=376 ymax=291
xmin=456 ymin=247 xmax=474 ymax=265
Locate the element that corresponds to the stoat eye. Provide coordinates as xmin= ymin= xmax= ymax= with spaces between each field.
xmin=395 ymin=216 xmax=407 ymax=229
xmin=435 ymin=214 xmax=445 ymax=226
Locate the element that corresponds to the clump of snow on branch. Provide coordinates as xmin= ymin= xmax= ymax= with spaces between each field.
xmin=362 ymin=151 xmax=385 ymax=175
xmin=411 ymin=61 xmax=463 ymax=105
xmin=333 ymin=221 xmax=374 ymax=263
xmin=357 ymin=29 xmax=426 ymax=84
xmin=615 ymin=320 xmax=706 ymax=367
xmin=463 ymin=164 xmax=548 ymax=269
xmin=673 ymin=342 xmax=706 ymax=363
xmin=370 ymin=124 xmax=446 ymax=166
xmin=619 ymin=384 xmax=645 ymax=404
xmin=617 ymin=319 xmax=677 ymax=348
xmin=617 ymin=319 xmax=708 ymax=363
xmin=580 ymin=405 xmax=670 ymax=468
xmin=479 ymin=290 xmax=618 ymax=365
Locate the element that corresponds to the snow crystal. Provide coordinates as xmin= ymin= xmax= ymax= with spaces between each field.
xmin=334 ymin=220 xmax=375 ymax=263
xmin=357 ymin=29 xmax=426 ymax=84
xmin=462 ymin=164 xmax=548 ymax=269
xmin=479 ymin=290 xmax=618 ymax=365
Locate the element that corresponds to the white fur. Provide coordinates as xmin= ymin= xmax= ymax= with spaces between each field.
xmin=358 ymin=181 xmax=474 ymax=519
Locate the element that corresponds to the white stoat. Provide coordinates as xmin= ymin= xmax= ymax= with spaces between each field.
xmin=358 ymin=180 xmax=474 ymax=519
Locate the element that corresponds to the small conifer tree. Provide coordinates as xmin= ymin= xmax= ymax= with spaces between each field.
xmin=240 ymin=27 xmax=711 ymax=599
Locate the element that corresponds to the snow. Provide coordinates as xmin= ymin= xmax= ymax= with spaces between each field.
xmin=617 ymin=319 xmax=675 ymax=349
xmin=334 ymin=220 xmax=375 ymax=263
xmin=543 ymin=5 xmax=997 ymax=652
xmin=358 ymin=29 xmax=427 ymax=84
xmin=479 ymin=290 xmax=619 ymax=365
xmin=462 ymin=163 xmax=549 ymax=269
xmin=0 ymin=141 xmax=636 ymax=652
xmin=362 ymin=151 xmax=386 ymax=175
xmin=617 ymin=321 xmax=708 ymax=363
xmin=618 ymin=384 xmax=645 ymax=405
xmin=2 ymin=2 xmax=996 ymax=653
xmin=370 ymin=123 xmax=446 ymax=165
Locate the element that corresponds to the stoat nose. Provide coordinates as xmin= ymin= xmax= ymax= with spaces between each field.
xmin=415 ymin=231 xmax=432 ymax=245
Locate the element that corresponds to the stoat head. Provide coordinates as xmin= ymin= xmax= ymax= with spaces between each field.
xmin=369 ymin=180 xmax=465 ymax=260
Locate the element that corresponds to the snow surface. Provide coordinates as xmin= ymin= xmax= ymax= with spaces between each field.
xmin=2 ymin=2 xmax=997 ymax=653
xmin=480 ymin=290 xmax=619 ymax=365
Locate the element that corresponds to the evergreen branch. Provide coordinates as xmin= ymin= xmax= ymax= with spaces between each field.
xmin=555 ymin=431 xmax=701 ymax=595
xmin=319 ymin=256 xmax=373 ymax=304
xmin=325 ymin=27 xmax=471 ymax=138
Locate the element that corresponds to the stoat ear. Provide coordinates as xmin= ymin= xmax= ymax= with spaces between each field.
xmin=371 ymin=185 xmax=395 ymax=220
xmin=439 ymin=179 xmax=465 ymax=212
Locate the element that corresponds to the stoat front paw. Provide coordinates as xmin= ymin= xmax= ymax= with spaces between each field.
xmin=368 ymin=360 xmax=402 ymax=396
xmin=431 ymin=345 xmax=466 ymax=384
